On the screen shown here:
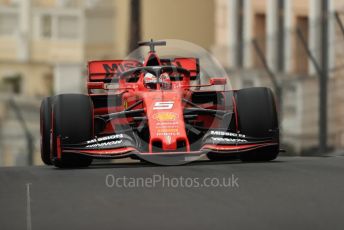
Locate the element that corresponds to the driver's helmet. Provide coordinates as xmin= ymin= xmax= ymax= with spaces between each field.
xmin=143 ymin=72 xmax=157 ymax=89
xmin=160 ymin=72 xmax=172 ymax=90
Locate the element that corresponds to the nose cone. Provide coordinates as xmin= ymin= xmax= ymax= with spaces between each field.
xmin=142 ymin=91 xmax=189 ymax=152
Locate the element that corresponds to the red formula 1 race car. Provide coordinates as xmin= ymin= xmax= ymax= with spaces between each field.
xmin=40 ymin=40 xmax=280 ymax=168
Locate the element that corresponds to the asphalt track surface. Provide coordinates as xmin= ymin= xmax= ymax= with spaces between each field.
xmin=0 ymin=156 xmax=344 ymax=230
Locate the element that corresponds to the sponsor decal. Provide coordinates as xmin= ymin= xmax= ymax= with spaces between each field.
xmin=157 ymin=128 xmax=180 ymax=136
xmin=153 ymin=112 xmax=178 ymax=122
xmin=157 ymin=132 xmax=180 ymax=136
xmin=86 ymin=134 xmax=123 ymax=144
xmin=210 ymin=130 xmax=246 ymax=138
xmin=157 ymin=128 xmax=179 ymax=133
xmin=86 ymin=140 xmax=123 ymax=148
xmin=156 ymin=121 xmax=178 ymax=126
xmin=103 ymin=62 xmax=142 ymax=75
xmin=211 ymin=137 xmax=247 ymax=143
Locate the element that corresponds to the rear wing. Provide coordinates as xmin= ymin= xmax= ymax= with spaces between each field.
xmin=87 ymin=57 xmax=200 ymax=83
xmin=88 ymin=60 xmax=142 ymax=83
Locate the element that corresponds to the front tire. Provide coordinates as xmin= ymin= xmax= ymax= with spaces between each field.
xmin=40 ymin=97 xmax=53 ymax=165
xmin=235 ymin=87 xmax=279 ymax=162
xmin=52 ymin=94 xmax=94 ymax=168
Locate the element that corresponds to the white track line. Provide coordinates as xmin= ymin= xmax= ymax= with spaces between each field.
xmin=26 ymin=183 xmax=32 ymax=230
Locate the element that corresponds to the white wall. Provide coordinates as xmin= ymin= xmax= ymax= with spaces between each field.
xmin=53 ymin=64 xmax=83 ymax=94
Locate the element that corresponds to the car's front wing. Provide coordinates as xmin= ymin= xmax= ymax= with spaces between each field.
xmin=56 ymin=131 xmax=279 ymax=163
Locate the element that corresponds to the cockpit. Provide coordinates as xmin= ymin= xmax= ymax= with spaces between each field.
xmin=119 ymin=66 xmax=190 ymax=90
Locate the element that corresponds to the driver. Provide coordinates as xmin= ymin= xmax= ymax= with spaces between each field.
xmin=160 ymin=72 xmax=172 ymax=90
xmin=143 ymin=72 xmax=158 ymax=89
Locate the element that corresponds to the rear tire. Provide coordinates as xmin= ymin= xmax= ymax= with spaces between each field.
xmin=52 ymin=94 xmax=94 ymax=168
xmin=40 ymin=97 xmax=53 ymax=165
xmin=235 ymin=87 xmax=279 ymax=162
